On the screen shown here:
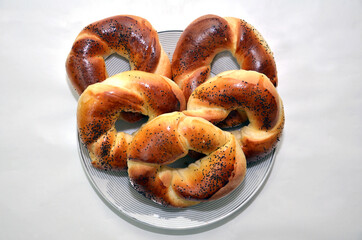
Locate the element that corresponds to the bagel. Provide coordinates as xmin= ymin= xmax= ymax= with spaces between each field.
xmin=77 ymin=71 xmax=185 ymax=171
xmin=184 ymin=70 xmax=284 ymax=162
xmin=66 ymin=15 xmax=171 ymax=94
xmin=172 ymin=14 xmax=277 ymax=100
xmin=127 ymin=112 xmax=246 ymax=208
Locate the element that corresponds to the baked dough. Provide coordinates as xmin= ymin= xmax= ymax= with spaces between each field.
xmin=66 ymin=15 xmax=171 ymax=94
xmin=172 ymin=14 xmax=277 ymax=100
xmin=185 ymin=70 xmax=284 ymax=161
xmin=77 ymin=71 xmax=185 ymax=170
xmin=127 ymin=112 xmax=246 ymax=207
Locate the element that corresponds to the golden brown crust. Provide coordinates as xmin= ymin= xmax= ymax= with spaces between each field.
xmin=127 ymin=112 xmax=247 ymax=207
xmin=171 ymin=15 xmax=278 ymax=128
xmin=127 ymin=114 xmax=186 ymax=165
xmin=172 ymin=15 xmax=277 ymax=96
xmin=172 ymin=15 xmax=232 ymax=83
xmin=66 ymin=15 xmax=171 ymax=94
xmin=77 ymin=71 xmax=185 ymax=170
xmin=184 ymin=70 xmax=284 ymax=161
xmin=229 ymin=17 xmax=277 ymax=85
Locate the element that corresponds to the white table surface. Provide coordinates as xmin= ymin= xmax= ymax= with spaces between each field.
xmin=1 ymin=0 xmax=361 ymax=239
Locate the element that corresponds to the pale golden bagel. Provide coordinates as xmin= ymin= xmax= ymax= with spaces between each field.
xmin=127 ymin=112 xmax=246 ymax=208
xmin=184 ymin=70 xmax=284 ymax=162
xmin=77 ymin=71 xmax=185 ymax=170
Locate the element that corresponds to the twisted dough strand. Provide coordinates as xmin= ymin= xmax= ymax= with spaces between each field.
xmin=127 ymin=112 xmax=246 ymax=207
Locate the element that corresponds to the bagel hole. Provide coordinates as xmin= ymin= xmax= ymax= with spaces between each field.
xmin=217 ymin=110 xmax=250 ymax=129
xmin=221 ymin=116 xmax=250 ymax=139
xmin=222 ymin=119 xmax=250 ymax=132
xmin=210 ymin=51 xmax=240 ymax=77
xmin=218 ymin=110 xmax=250 ymax=139
xmin=105 ymin=53 xmax=131 ymax=77
xmin=115 ymin=112 xmax=149 ymax=135
xmin=167 ymin=151 xmax=206 ymax=168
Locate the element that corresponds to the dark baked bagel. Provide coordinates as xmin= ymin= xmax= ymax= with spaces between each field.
xmin=66 ymin=15 xmax=171 ymax=94
xmin=172 ymin=14 xmax=277 ymax=100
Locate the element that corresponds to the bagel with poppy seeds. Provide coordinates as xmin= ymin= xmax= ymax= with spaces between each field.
xmin=184 ymin=70 xmax=284 ymax=162
xmin=127 ymin=112 xmax=246 ymax=208
xmin=77 ymin=71 xmax=185 ymax=171
xmin=172 ymin=14 xmax=277 ymax=100
xmin=66 ymin=15 xmax=171 ymax=95
xmin=172 ymin=14 xmax=277 ymax=128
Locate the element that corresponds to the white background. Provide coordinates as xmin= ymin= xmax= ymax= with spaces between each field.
xmin=1 ymin=0 xmax=361 ymax=239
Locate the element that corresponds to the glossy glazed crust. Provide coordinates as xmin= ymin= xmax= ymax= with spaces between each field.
xmin=66 ymin=15 xmax=171 ymax=94
xmin=184 ymin=70 xmax=284 ymax=161
xmin=171 ymin=14 xmax=277 ymax=101
xmin=127 ymin=112 xmax=246 ymax=207
xmin=77 ymin=71 xmax=185 ymax=170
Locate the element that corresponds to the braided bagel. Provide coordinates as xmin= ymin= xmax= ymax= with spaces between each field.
xmin=77 ymin=71 xmax=185 ymax=171
xmin=66 ymin=15 xmax=171 ymax=94
xmin=127 ymin=112 xmax=246 ymax=208
xmin=172 ymin=14 xmax=277 ymax=100
xmin=184 ymin=70 xmax=284 ymax=162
